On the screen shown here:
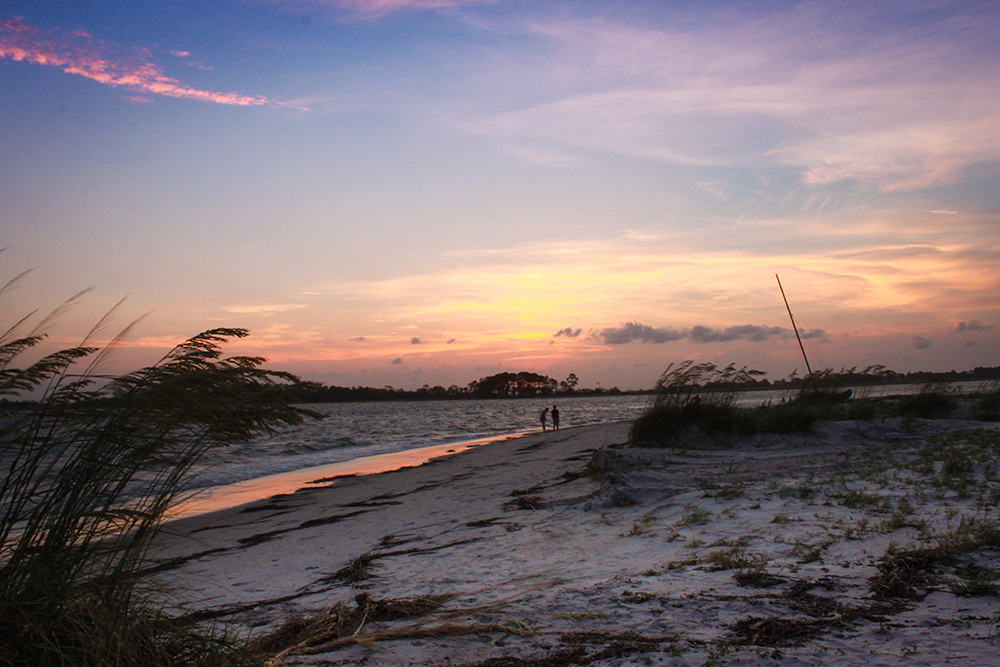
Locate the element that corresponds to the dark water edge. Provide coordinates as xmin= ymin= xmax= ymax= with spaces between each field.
xmin=169 ymin=431 xmax=531 ymax=521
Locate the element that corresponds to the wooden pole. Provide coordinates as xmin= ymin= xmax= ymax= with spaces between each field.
xmin=776 ymin=274 xmax=813 ymax=379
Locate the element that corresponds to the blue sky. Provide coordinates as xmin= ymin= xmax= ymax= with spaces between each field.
xmin=2 ymin=0 xmax=999 ymax=390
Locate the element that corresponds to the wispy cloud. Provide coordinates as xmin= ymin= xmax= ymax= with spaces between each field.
xmin=0 ymin=18 xmax=279 ymax=106
xmin=315 ymin=221 xmax=1000 ymax=346
xmin=266 ymin=0 xmax=496 ymax=19
xmin=464 ymin=3 xmax=1000 ymax=190
xmin=220 ymin=303 xmax=307 ymax=316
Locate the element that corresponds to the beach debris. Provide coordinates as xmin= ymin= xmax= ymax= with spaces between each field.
xmin=457 ymin=631 xmax=680 ymax=667
xmin=323 ymin=553 xmax=377 ymax=585
xmin=503 ymin=495 xmax=546 ymax=511
xmin=732 ymin=566 xmax=784 ymax=588
xmin=252 ymin=593 xmax=451 ymax=663
xmin=467 ymin=517 xmax=503 ymax=527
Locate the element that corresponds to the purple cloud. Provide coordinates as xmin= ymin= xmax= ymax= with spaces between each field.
xmin=596 ymin=322 xmax=685 ymax=344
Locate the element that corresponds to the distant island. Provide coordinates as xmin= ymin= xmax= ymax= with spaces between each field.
xmin=283 ymin=365 xmax=1000 ymax=404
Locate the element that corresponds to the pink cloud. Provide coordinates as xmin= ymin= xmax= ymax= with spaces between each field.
xmin=0 ymin=18 xmax=275 ymax=106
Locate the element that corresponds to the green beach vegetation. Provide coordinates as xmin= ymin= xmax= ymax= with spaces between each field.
xmin=629 ymin=361 xmax=1000 ymax=446
xmin=0 ymin=282 xmax=312 ymax=667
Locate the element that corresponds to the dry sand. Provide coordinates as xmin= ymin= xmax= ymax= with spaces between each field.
xmin=152 ymin=418 xmax=1000 ymax=666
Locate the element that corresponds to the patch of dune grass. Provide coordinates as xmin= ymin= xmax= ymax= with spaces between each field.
xmin=628 ymin=362 xmax=766 ymax=445
xmin=627 ymin=361 xmax=887 ymax=446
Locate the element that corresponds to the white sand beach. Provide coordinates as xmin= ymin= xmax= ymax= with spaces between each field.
xmin=153 ymin=419 xmax=1000 ymax=666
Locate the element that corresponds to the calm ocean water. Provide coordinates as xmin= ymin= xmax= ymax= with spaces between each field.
xmin=183 ymin=380 xmax=986 ymax=494
xmin=185 ymin=394 xmax=652 ymax=492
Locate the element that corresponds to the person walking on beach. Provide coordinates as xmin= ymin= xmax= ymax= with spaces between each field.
xmin=551 ymin=405 xmax=560 ymax=430
xmin=540 ymin=407 xmax=549 ymax=431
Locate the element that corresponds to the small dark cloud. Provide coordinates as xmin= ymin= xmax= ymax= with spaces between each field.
xmin=965 ymin=340 xmax=978 ymax=347
xmin=798 ymin=329 xmax=827 ymax=340
xmin=391 ymin=357 xmax=403 ymax=365
xmin=350 ymin=336 xmax=366 ymax=342
xmin=411 ymin=337 xmax=421 ymax=344
xmin=913 ymin=336 xmax=933 ymax=349
xmin=597 ymin=321 xmax=685 ymax=344
xmin=447 ymin=338 xmax=456 ymax=344
xmin=553 ymin=327 xmax=582 ymax=338
xmin=955 ymin=320 xmax=993 ymax=332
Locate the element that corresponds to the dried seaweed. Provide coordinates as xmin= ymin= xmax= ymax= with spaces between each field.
xmin=252 ymin=593 xmax=450 ymax=663
xmin=731 ymin=616 xmax=827 ymax=646
xmin=322 ymin=554 xmax=376 ymax=585
xmin=503 ymin=495 xmax=546 ymax=511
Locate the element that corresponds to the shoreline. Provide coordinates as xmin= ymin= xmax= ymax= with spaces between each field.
xmin=170 ymin=429 xmax=537 ymax=521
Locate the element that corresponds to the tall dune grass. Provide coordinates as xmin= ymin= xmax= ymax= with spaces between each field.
xmin=628 ymin=361 xmax=766 ymax=444
xmin=0 ymin=288 xmax=310 ymax=666
xmin=629 ymin=361 xmax=981 ymax=446
xmin=628 ymin=362 xmax=889 ymax=445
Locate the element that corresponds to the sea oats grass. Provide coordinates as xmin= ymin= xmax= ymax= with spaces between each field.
xmin=0 ymin=277 xmax=312 ymax=667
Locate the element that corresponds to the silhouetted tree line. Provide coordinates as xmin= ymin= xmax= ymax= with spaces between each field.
xmin=282 ymin=371 xmax=621 ymax=403
xmin=279 ymin=364 xmax=1000 ymax=404
xmin=770 ymin=365 xmax=1000 ymax=388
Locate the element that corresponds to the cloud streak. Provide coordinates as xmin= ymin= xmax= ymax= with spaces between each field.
xmin=220 ymin=303 xmax=307 ymax=316
xmin=0 ymin=18 xmax=277 ymax=106
xmin=593 ymin=321 xmax=826 ymax=346
xmin=267 ymin=0 xmax=496 ymax=19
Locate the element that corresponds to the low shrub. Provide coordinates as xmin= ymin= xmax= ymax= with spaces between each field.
xmin=896 ymin=389 xmax=957 ymax=419
xmin=974 ymin=383 xmax=1000 ymax=421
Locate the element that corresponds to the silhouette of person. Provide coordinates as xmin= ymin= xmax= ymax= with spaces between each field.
xmin=551 ymin=405 xmax=560 ymax=430
xmin=540 ymin=407 xmax=549 ymax=431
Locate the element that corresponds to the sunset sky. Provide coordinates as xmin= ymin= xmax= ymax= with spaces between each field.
xmin=2 ymin=0 xmax=999 ymax=391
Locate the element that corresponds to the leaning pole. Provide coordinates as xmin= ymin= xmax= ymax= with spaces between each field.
xmin=775 ymin=273 xmax=813 ymax=380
